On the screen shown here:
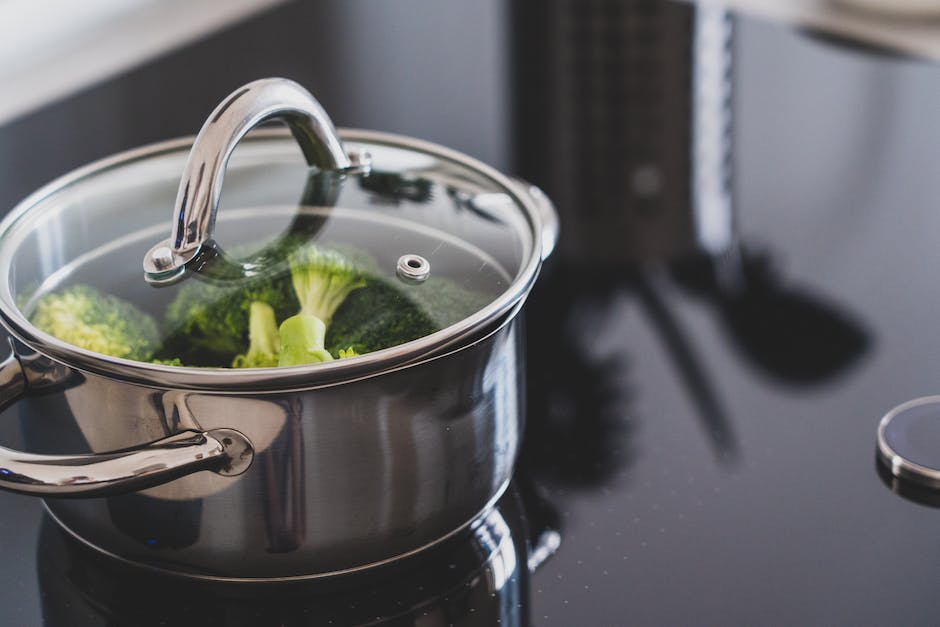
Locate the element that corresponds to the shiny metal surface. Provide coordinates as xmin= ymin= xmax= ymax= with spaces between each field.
xmin=691 ymin=7 xmax=734 ymax=256
xmin=19 ymin=314 xmax=522 ymax=579
xmin=396 ymin=253 xmax=431 ymax=282
xmin=0 ymin=347 xmax=252 ymax=497
xmin=510 ymin=178 xmax=558 ymax=262
xmin=0 ymin=78 xmax=555 ymax=578
xmin=143 ymin=78 xmax=356 ymax=285
xmin=37 ymin=485 xmax=548 ymax=626
xmin=0 ymin=428 xmax=250 ymax=498
xmin=0 ymin=129 xmax=554 ymax=394
xmin=876 ymin=396 xmax=940 ymax=490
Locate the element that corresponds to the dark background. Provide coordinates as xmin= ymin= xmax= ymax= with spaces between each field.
xmin=3 ymin=1 xmax=940 ymax=624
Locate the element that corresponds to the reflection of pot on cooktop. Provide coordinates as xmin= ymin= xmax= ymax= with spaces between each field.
xmin=37 ymin=483 xmax=560 ymax=627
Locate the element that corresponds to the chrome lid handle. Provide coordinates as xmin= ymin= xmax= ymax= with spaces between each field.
xmin=143 ymin=78 xmax=367 ymax=285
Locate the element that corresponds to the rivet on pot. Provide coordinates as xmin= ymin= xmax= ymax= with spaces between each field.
xmin=346 ymin=147 xmax=373 ymax=174
xmin=150 ymin=246 xmax=174 ymax=270
xmin=397 ymin=254 xmax=430 ymax=283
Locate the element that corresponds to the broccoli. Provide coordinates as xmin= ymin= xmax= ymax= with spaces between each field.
xmin=325 ymin=276 xmax=490 ymax=356
xmin=30 ymin=284 xmax=161 ymax=361
xmin=155 ymin=240 xmax=493 ymax=367
xmin=325 ymin=279 xmax=434 ymax=356
xmin=232 ymin=302 xmax=280 ymax=368
xmin=157 ymin=244 xmax=379 ymax=367
xmin=402 ymin=276 xmax=493 ymax=329
xmin=158 ymin=273 xmax=298 ymax=367
xmin=277 ymin=247 xmax=367 ymax=367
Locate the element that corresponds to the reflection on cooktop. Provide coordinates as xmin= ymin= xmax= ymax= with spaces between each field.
xmin=524 ymin=246 xmax=870 ymax=485
xmin=37 ymin=483 xmax=558 ymax=627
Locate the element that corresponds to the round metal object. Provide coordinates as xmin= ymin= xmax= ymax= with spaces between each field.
xmin=396 ymin=253 xmax=431 ymax=283
xmin=209 ymin=428 xmax=254 ymax=477
xmin=0 ymin=130 xmax=556 ymax=393
xmin=346 ymin=147 xmax=373 ymax=172
xmin=876 ymin=396 xmax=940 ymax=490
xmin=0 ymin=78 xmax=559 ymax=579
xmin=21 ymin=312 xmax=524 ymax=579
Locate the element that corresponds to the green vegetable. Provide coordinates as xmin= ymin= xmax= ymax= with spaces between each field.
xmin=325 ymin=279 xmax=434 ymax=356
xmin=232 ymin=302 xmax=280 ymax=368
xmin=277 ymin=247 xmax=367 ymax=367
xmin=156 ymin=241 xmax=493 ymax=367
xmin=30 ymin=284 xmax=160 ymax=361
xmin=158 ymin=245 xmax=378 ymax=367
xmin=405 ymin=276 xmax=493 ymax=329
xmin=325 ymin=276 xmax=490 ymax=356
xmin=159 ymin=273 xmax=297 ymax=367
xmin=278 ymin=314 xmax=332 ymax=366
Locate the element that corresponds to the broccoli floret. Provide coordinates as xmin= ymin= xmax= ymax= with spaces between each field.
xmin=404 ymin=276 xmax=493 ymax=329
xmin=232 ymin=302 xmax=280 ymax=368
xmin=158 ymin=245 xmax=377 ymax=367
xmin=325 ymin=276 xmax=490 ymax=356
xmin=288 ymin=247 xmax=367 ymax=325
xmin=30 ymin=284 xmax=160 ymax=361
xmin=325 ymin=279 xmax=435 ymax=356
xmin=158 ymin=273 xmax=297 ymax=367
xmin=155 ymin=240 xmax=492 ymax=367
xmin=278 ymin=247 xmax=367 ymax=367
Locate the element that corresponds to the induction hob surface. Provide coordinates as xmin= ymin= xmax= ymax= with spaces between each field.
xmin=2 ymin=6 xmax=940 ymax=626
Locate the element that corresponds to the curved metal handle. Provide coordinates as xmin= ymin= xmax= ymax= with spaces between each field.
xmin=0 ymin=349 xmax=253 ymax=497
xmin=143 ymin=77 xmax=368 ymax=286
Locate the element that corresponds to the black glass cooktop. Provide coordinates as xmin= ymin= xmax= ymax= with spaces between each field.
xmin=3 ymin=4 xmax=940 ymax=625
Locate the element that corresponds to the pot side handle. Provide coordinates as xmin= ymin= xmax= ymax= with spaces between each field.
xmin=0 ymin=348 xmax=253 ymax=498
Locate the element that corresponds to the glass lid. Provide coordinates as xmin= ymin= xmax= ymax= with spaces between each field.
xmin=0 ymin=79 xmax=545 ymax=385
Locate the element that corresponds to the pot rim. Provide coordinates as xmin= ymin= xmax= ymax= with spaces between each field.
xmin=0 ymin=128 xmax=543 ymax=392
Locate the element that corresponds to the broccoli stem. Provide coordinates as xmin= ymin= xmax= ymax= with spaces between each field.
xmin=232 ymin=302 xmax=280 ymax=368
xmin=277 ymin=246 xmax=366 ymax=366
xmin=278 ymin=314 xmax=334 ymax=366
xmin=290 ymin=247 xmax=366 ymax=325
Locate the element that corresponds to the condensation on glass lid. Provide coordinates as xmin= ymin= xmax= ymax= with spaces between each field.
xmin=877 ymin=396 xmax=940 ymax=491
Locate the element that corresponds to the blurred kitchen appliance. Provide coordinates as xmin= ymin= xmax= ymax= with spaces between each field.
xmin=512 ymin=0 xmax=733 ymax=263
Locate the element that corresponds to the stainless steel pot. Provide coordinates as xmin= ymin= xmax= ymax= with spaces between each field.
xmin=0 ymin=79 xmax=557 ymax=580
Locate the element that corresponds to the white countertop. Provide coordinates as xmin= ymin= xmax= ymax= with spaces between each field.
xmin=0 ymin=0 xmax=286 ymax=126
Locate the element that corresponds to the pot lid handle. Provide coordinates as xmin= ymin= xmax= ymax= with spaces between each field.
xmin=142 ymin=78 xmax=369 ymax=286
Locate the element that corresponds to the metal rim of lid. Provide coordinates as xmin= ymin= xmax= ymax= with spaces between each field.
xmin=0 ymin=128 xmax=544 ymax=393
xmin=876 ymin=395 xmax=940 ymax=490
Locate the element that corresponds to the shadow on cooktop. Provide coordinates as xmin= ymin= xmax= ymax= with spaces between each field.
xmin=671 ymin=245 xmax=871 ymax=387
xmin=522 ymin=246 xmax=870 ymax=490
xmin=522 ymin=266 xmax=639 ymax=490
